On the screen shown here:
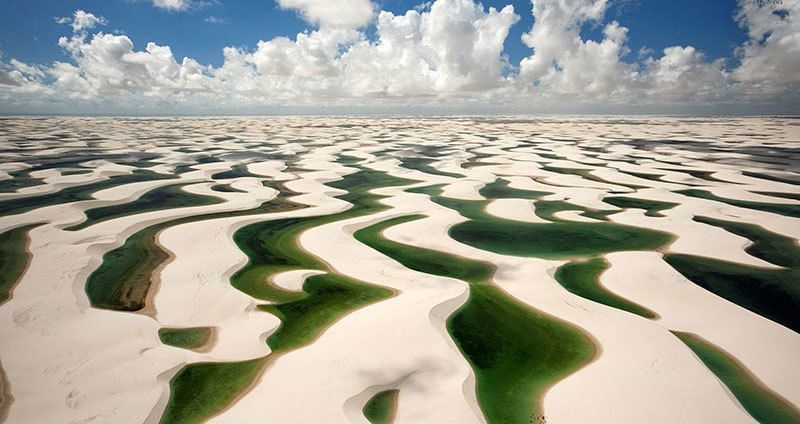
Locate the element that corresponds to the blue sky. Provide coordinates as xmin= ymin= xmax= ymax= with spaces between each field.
xmin=0 ymin=0 xmax=748 ymax=70
xmin=0 ymin=0 xmax=796 ymax=114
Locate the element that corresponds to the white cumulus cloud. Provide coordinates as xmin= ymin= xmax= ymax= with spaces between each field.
xmin=341 ymin=0 xmax=519 ymax=96
xmin=153 ymin=0 xmax=192 ymax=11
xmin=1 ymin=0 xmax=799 ymax=114
xmin=276 ymin=0 xmax=376 ymax=29
xmin=51 ymin=31 xmax=214 ymax=97
xmin=733 ymin=0 xmax=800 ymax=89
xmin=56 ymin=10 xmax=108 ymax=33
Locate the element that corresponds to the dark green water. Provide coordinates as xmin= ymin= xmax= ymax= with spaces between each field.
xmin=692 ymin=216 xmax=800 ymax=269
xmin=0 ymin=224 xmax=39 ymax=305
xmin=673 ymin=331 xmax=800 ymax=424
xmin=478 ymin=178 xmax=550 ymax=200
xmin=0 ymin=169 xmax=43 ymax=193
xmin=413 ymin=181 xmax=673 ymax=259
xmin=160 ymin=357 xmax=266 ymax=424
xmin=532 ymin=199 xmax=616 ymax=222
xmin=540 ymin=165 xmax=646 ymax=190
xmin=363 ymin=389 xmax=399 ymax=424
xmin=554 ymin=258 xmax=657 ymax=319
xmin=400 ymin=157 xmax=465 ymax=179
xmin=159 ymin=327 xmax=214 ymax=351
xmin=354 ymin=215 xmax=596 ymax=424
xmin=743 ymin=171 xmax=800 ymax=186
xmin=211 ymin=183 xmax=247 ymax=193
xmin=677 ymin=189 xmax=800 ymax=218
xmin=162 ymin=169 xmax=414 ymax=424
xmin=752 ymin=191 xmax=800 ymax=202
xmin=0 ymin=171 xmax=175 ymax=217
xmin=602 ymin=196 xmax=678 ymax=217
xmin=211 ymin=164 xmax=262 ymax=180
xmin=449 ymin=217 xmax=672 ymax=259
xmin=66 ymin=183 xmax=225 ymax=231
xmin=665 ymin=254 xmax=800 ymax=333
xmin=616 ymin=169 xmax=668 ymax=183
xmin=86 ymin=224 xmax=170 ymax=311
xmin=86 ymin=181 xmax=305 ymax=312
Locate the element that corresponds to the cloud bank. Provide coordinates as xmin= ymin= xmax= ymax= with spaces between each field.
xmin=152 ymin=0 xmax=193 ymax=12
xmin=1 ymin=0 xmax=799 ymax=114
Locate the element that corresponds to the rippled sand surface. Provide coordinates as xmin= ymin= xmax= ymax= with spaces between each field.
xmin=0 ymin=116 xmax=798 ymax=424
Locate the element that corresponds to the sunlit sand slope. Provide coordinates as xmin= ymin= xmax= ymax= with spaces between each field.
xmin=0 ymin=116 xmax=798 ymax=424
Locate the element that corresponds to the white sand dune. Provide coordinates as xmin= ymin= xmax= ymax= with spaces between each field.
xmin=0 ymin=163 xmax=337 ymax=422
xmin=213 ymin=180 xmax=483 ymax=423
xmin=607 ymin=194 xmax=782 ymax=267
xmin=485 ymin=198 xmax=549 ymax=223
xmin=601 ymin=252 xmax=800 ymax=408
xmin=375 ymin=196 xmax=755 ymax=423
xmin=0 ymin=116 xmax=798 ymax=424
